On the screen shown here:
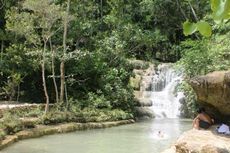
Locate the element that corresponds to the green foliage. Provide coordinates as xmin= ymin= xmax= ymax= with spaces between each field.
xmin=65 ymin=43 xmax=135 ymax=112
xmin=183 ymin=21 xmax=212 ymax=37
xmin=207 ymin=32 xmax=230 ymax=70
xmin=211 ymin=0 xmax=230 ymax=22
xmin=0 ymin=112 xmax=23 ymax=134
xmin=183 ymin=21 xmax=198 ymax=36
xmin=176 ymin=81 xmax=198 ymax=118
xmin=0 ymin=73 xmax=22 ymax=100
xmin=1 ymin=0 xmax=229 ymax=119
xmin=23 ymin=106 xmax=44 ymax=118
xmin=86 ymin=92 xmax=111 ymax=109
xmin=0 ymin=43 xmax=39 ymax=100
xmin=178 ymin=30 xmax=230 ymax=77
xmin=6 ymin=9 xmax=39 ymax=44
xmin=196 ymin=21 xmax=212 ymax=37
xmin=0 ymin=130 xmax=6 ymax=141
xmin=41 ymin=111 xmax=81 ymax=125
xmin=41 ymin=108 xmax=133 ymax=125
xmin=177 ymin=39 xmax=211 ymax=77
xmin=81 ymin=108 xmax=133 ymax=122
xmin=183 ymin=0 xmax=230 ymax=37
xmin=0 ymin=105 xmax=44 ymax=119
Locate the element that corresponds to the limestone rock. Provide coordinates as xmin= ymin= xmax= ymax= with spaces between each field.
xmin=134 ymin=107 xmax=155 ymax=118
xmin=131 ymin=61 xmax=156 ymax=118
xmin=130 ymin=74 xmax=142 ymax=90
xmin=134 ymin=91 xmax=152 ymax=100
xmin=133 ymin=69 xmax=145 ymax=76
xmin=190 ymin=71 xmax=230 ymax=116
xmin=162 ymin=128 xmax=230 ymax=153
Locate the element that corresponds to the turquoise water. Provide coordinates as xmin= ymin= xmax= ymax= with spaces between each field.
xmin=1 ymin=119 xmax=192 ymax=153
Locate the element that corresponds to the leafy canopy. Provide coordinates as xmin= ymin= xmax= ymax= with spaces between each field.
xmin=183 ymin=0 xmax=230 ymax=37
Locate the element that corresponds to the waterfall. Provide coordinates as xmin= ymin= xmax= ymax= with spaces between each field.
xmin=141 ymin=63 xmax=184 ymax=118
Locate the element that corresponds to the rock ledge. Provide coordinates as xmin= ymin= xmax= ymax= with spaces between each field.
xmin=162 ymin=127 xmax=230 ymax=153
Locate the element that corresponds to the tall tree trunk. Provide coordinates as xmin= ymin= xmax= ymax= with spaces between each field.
xmin=60 ymin=0 xmax=70 ymax=103
xmin=16 ymin=83 xmax=20 ymax=102
xmin=65 ymin=83 xmax=68 ymax=110
xmin=49 ymin=38 xmax=59 ymax=103
xmin=42 ymin=41 xmax=49 ymax=113
xmin=1 ymin=40 xmax=3 ymax=63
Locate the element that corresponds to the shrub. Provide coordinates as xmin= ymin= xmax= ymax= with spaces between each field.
xmin=0 ymin=112 xmax=23 ymax=134
xmin=81 ymin=108 xmax=133 ymax=122
xmin=0 ymin=129 xmax=6 ymax=141
xmin=41 ymin=111 xmax=80 ymax=125
xmin=176 ymin=81 xmax=198 ymax=118
xmin=86 ymin=92 xmax=111 ymax=109
xmin=105 ymin=109 xmax=133 ymax=121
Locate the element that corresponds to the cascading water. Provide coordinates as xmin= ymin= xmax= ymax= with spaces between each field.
xmin=142 ymin=63 xmax=184 ymax=118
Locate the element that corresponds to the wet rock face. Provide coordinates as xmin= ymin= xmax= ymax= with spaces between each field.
xmin=190 ymin=71 xmax=230 ymax=116
xmin=131 ymin=62 xmax=155 ymax=119
xmin=134 ymin=107 xmax=155 ymax=118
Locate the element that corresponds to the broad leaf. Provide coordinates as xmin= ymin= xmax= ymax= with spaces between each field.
xmin=212 ymin=0 xmax=230 ymax=22
xmin=183 ymin=21 xmax=197 ymax=36
xmin=222 ymin=0 xmax=230 ymax=19
xmin=196 ymin=21 xmax=212 ymax=37
xmin=211 ymin=0 xmax=221 ymax=12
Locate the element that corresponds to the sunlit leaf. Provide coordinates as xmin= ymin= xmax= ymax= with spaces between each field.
xmin=222 ymin=0 xmax=230 ymax=19
xmin=183 ymin=21 xmax=197 ymax=36
xmin=212 ymin=0 xmax=230 ymax=22
xmin=196 ymin=21 xmax=212 ymax=37
xmin=211 ymin=0 xmax=221 ymax=12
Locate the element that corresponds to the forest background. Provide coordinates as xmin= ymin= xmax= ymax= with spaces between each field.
xmin=0 ymin=0 xmax=230 ymax=121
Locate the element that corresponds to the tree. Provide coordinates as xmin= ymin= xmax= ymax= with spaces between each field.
xmin=60 ymin=0 xmax=70 ymax=103
xmin=6 ymin=0 xmax=63 ymax=113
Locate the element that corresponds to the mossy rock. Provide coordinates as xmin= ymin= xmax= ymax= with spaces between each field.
xmin=134 ymin=107 xmax=155 ymax=118
xmin=129 ymin=75 xmax=141 ymax=90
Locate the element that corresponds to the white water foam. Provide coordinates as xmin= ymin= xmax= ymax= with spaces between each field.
xmin=142 ymin=64 xmax=184 ymax=118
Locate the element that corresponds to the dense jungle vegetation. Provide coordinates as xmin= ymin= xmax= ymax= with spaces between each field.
xmin=0 ymin=0 xmax=229 ymax=121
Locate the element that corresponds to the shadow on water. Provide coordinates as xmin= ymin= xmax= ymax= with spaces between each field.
xmin=1 ymin=118 xmax=192 ymax=153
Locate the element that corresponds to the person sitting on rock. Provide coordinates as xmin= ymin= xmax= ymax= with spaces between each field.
xmin=193 ymin=107 xmax=214 ymax=130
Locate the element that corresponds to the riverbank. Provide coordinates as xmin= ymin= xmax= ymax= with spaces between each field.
xmin=0 ymin=103 xmax=135 ymax=150
xmin=0 ymin=119 xmax=135 ymax=150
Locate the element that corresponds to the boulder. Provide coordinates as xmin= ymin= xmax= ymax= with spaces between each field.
xmin=134 ymin=107 xmax=155 ymax=118
xmin=189 ymin=71 xmax=230 ymax=116
xmin=134 ymin=98 xmax=153 ymax=107
xmin=162 ymin=127 xmax=230 ymax=153
xmin=134 ymin=91 xmax=152 ymax=100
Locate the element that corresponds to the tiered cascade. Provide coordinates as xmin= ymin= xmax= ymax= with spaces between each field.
xmin=141 ymin=64 xmax=183 ymax=118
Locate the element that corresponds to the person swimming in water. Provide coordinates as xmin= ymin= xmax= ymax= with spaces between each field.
xmin=157 ymin=130 xmax=164 ymax=138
